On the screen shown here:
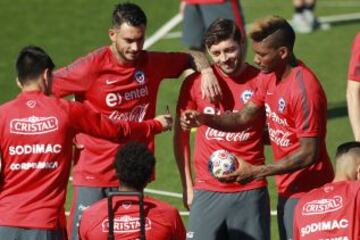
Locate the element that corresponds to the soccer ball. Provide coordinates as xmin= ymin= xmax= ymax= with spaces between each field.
xmin=208 ymin=149 xmax=238 ymax=178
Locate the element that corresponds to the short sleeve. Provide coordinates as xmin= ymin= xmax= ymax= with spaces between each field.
xmin=249 ymin=73 xmax=267 ymax=107
xmin=176 ymin=73 xmax=199 ymax=115
xmin=52 ymin=51 xmax=98 ymax=97
xmin=348 ymin=33 xmax=360 ymax=82
xmin=293 ymin=70 xmax=326 ymax=138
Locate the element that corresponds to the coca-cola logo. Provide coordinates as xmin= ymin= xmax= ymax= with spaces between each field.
xmin=102 ymin=215 xmax=151 ymax=233
xmin=10 ymin=116 xmax=58 ymax=135
xmin=268 ymin=128 xmax=291 ymax=147
xmin=302 ymin=196 xmax=343 ymax=215
xmin=109 ymin=104 xmax=149 ymax=122
xmin=204 ymin=127 xmax=250 ymax=142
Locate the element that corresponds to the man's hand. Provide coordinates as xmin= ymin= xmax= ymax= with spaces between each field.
xmin=218 ymin=156 xmax=259 ymax=184
xmin=183 ymin=186 xmax=193 ymax=210
xmin=155 ymin=114 xmax=173 ymax=131
xmin=200 ymin=68 xmax=222 ymax=103
xmin=180 ymin=110 xmax=201 ymax=131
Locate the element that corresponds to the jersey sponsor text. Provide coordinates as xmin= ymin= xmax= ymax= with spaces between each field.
xmin=265 ymin=104 xmax=289 ymax=126
xmin=302 ymin=196 xmax=343 ymax=215
xmin=109 ymin=104 xmax=149 ymax=122
xmin=301 ymin=219 xmax=349 ymax=237
xmin=10 ymin=161 xmax=59 ymax=171
xmin=10 ymin=116 xmax=58 ymax=135
xmin=102 ymin=215 xmax=151 ymax=233
xmin=9 ymin=144 xmax=62 ymax=156
xmin=205 ymin=127 xmax=251 ymax=142
xmin=105 ymin=86 xmax=149 ymax=108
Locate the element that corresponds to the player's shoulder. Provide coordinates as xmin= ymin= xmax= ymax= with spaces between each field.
xmin=291 ymin=60 xmax=324 ymax=94
xmin=87 ymin=46 xmax=109 ymax=59
xmin=293 ymin=61 xmax=319 ymax=83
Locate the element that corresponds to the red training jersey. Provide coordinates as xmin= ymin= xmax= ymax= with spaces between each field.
xmin=293 ymin=181 xmax=360 ymax=240
xmin=251 ymin=61 xmax=334 ymax=198
xmin=52 ymin=46 xmax=190 ymax=187
xmin=177 ymin=64 xmax=267 ymax=192
xmin=0 ymin=91 xmax=162 ymax=229
xmin=79 ymin=195 xmax=186 ymax=240
xmin=348 ymin=33 xmax=360 ymax=82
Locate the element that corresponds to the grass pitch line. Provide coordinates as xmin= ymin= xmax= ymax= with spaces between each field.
xmin=320 ymin=1 xmax=360 ymax=7
xmin=144 ymin=13 xmax=182 ymax=50
xmin=144 ymin=188 xmax=183 ymax=198
xmin=163 ymin=12 xmax=360 ymax=40
xmin=318 ymin=12 xmax=360 ymax=24
xmin=179 ymin=210 xmax=277 ymax=216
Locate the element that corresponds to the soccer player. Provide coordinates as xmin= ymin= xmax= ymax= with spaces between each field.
xmin=51 ymin=3 xmax=222 ymax=239
xmin=293 ymin=141 xmax=360 ymax=240
xmin=0 ymin=46 xmax=172 ymax=240
xmin=79 ymin=142 xmax=186 ymax=240
xmin=291 ymin=0 xmax=317 ymax=33
xmin=179 ymin=0 xmax=245 ymax=51
xmin=346 ymin=32 xmax=360 ymax=140
xmin=181 ymin=15 xmax=334 ymax=240
xmin=174 ymin=18 xmax=270 ymax=240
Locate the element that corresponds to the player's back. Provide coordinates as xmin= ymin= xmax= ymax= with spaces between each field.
xmin=79 ymin=195 xmax=186 ymax=240
xmin=294 ymin=181 xmax=360 ymax=240
xmin=0 ymin=90 xmax=77 ymax=229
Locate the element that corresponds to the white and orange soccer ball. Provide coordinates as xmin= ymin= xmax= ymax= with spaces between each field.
xmin=208 ymin=149 xmax=238 ymax=178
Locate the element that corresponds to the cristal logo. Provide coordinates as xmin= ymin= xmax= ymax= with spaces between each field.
xmin=10 ymin=116 xmax=58 ymax=135
xmin=102 ymin=215 xmax=151 ymax=233
xmin=302 ymin=196 xmax=343 ymax=215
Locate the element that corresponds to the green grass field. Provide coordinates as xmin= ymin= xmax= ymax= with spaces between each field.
xmin=1 ymin=0 xmax=359 ymax=239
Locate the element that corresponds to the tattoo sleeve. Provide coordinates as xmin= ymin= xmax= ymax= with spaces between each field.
xmin=187 ymin=50 xmax=211 ymax=71
xmin=201 ymin=102 xmax=262 ymax=131
xmin=256 ymin=137 xmax=320 ymax=178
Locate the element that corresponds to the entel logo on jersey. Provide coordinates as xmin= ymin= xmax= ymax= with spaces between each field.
xmin=10 ymin=116 xmax=58 ymax=135
xmin=302 ymin=196 xmax=343 ymax=215
xmin=102 ymin=215 xmax=151 ymax=233
xmin=240 ymin=90 xmax=253 ymax=104
xmin=105 ymin=86 xmax=149 ymax=108
xmin=134 ymin=70 xmax=146 ymax=85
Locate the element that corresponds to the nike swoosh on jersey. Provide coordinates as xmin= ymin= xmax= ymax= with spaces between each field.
xmin=105 ymin=79 xmax=120 ymax=85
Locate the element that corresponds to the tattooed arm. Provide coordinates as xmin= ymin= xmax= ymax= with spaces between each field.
xmin=181 ymin=101 xmax=263 ymax=132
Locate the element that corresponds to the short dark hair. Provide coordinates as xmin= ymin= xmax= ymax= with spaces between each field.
xmin=16 ymin=45 xmax=55 ymax=85
xmin=335 ymin=141 xmax=360 ymax=159
xmin=250 ymin=15 xmax=295 ymax=51
xmin=204 ymin=18 xmax=242 ymax=49
xmin=112 ymin=2 xmax=147 ymax=28
xmin=114 ymin=142 xmax=155 ymax=191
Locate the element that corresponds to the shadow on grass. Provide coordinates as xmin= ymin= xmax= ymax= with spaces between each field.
xmin=327 ymin=101 xmax=348 ymax=119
